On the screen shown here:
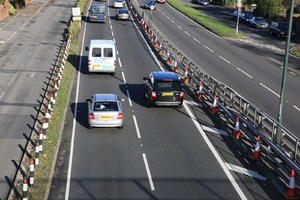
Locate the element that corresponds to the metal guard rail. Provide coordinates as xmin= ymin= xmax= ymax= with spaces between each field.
xmin=127 ymin=0 xmax=300 ymax=173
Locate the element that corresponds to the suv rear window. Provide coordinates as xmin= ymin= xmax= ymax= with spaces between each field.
xmin=154 ymin=80 xmax=181 ymax=91
xmin=92 ymin=48 xmax=101 ymax=57
xmin=94 ymin=101 xmax=118 ymax=111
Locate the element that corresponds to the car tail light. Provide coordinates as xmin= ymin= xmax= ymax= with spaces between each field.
xmin=114 ymin=60 xmax=117 ymax=67
xmin=151 ymin=92 xmax=157 ymax=98
xmin=88 ymin=60 xmax=91 ymax=66
xmin=89 ymin=113 xmax=95 ymax=119
xmin=179 ymin=91 xmax=184 ymax=98
xmin=117 ymin=112 xmax=123 ymax=119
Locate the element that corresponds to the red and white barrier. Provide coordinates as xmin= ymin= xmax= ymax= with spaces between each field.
xmin=232 ymin=117 xmax=241 ymax=139
xmin=211 ymin=96 xmax=218 ymax=113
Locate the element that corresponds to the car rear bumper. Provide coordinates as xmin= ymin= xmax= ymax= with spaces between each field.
xmin=117 ymin=15 xmax=129 ymax=20
xmin=88 ymin=67 xmax=116 ymax=73
xmin=89 ymin=119 xmax=123 ymax=127
xmin=153 ymin=100 xmax=183 ymax=106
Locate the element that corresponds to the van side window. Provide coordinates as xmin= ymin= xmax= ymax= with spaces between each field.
xmin=104 ymin=48 xmax=113 ymax=57
xmin=92 ymin=48 xmax=101 ymax=57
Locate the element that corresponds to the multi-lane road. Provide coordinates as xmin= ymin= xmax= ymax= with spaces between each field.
xmin=135 ymin=0 xmax=300 ymax=135
xmin=48 ymin=0 xmax=283 ymax=199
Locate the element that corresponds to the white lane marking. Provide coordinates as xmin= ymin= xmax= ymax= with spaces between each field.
xmin=177 ymin=25 xmax=183 ymax=30
xmin=166 ymin=15 xmax=170 ymax=19
xmin=293 ymin=105 xmax=300 ymax=111
xmin=30 ymin=72 xmax=35 ymax=78
xmin=142 ymin=153 xmax=155 ymax=191
xmin=118 ymin=57 xmax=122 ymax=68
xmin=126 ymin=89 xmax=133 ymax=106
xmin=121 ymin=71 xmax=127 ymax=83
xmin=268 ymin=57 xmax=282 ymax=65
xmin=184 ymin=100 xmax=203 ymax=107
xmin=290 ymin=71 xmax=296 ymax=76
xmin=259 ymin=83 xmax=280 ymax=98
xmin=204 ymin=45 xmax=214 ymax=53
xmin=8 ymin=73 xmax=18 ymax=86
xmin=183 ymin=102 xmax=248 ymax=200
xmin=184 ymin=31 xmax=191 ymax=36
xmin=163 ymin=5 xmax=220 ymax=38
xmin=218 ymin=55 xmax=231 ymax=64
xmin=116 ymin=49 xmax=119 ymax=56
xmin=112 ymin=31 xmax=114 ymax=37
xmin=113 ymin=38 xmax=116 ymax=43
xmin=236 ymin=67 xmax=253 ymax=79
xmin=193 ymin=37 xmax=201 ymax=43
xmin=133 ymin=115 xmax=141 ymax=139
xmin=170 ymin=19 xmax=175 ymax=23
xmin=0 ymin=91 xmax=5 ymax=100
xmin=202 ymin=125 xmax=229 ymax=136
xmin=65 ymin=1 xmax=92 ymax=199
xmin=225 ymin=163 xmax=267 ymax=181
xmin=131 ymin=14 xmax=165 ymax=71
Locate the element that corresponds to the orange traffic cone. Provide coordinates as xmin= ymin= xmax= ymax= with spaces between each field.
xmin=150 ymin=35 xmax=155 ymax=42
xmin=250 ymin=136 xmax=262 ymax=160
xmin=211 ymin=96 xmax=218 ymax=113
xmin=183 ymin=68 xmax=189 ymax=84
xmin=232 ymin=117 xmax=241 ymax=139
xmin=154 ymin=39 xmax=159 ymax=47
xmin=285 ymin=169 xmax=298 ymax=199
xmin=197 ymin=82 xmax=203 ymax=99
xmin=173 ymin=60 xmax=179 ymax=72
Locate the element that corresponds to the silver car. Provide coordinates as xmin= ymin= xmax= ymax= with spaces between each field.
xmin=116 ymin=9 xmax=129 ymax=20
xmin=86 ymin=94 xmax=124 ymax=128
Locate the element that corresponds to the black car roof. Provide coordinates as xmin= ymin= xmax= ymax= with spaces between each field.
xmin=151 ymin=72 xmax=180 ymax=80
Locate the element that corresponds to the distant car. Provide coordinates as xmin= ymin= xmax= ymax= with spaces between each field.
xmin=156 ymin=0 xmax=166 ymax=3
xmin=240 ymin=11 xmax=253 ymax=23
xmin=115 ymin=9 xmax=129 ymax=20
xmin=269 ymin=21 xmax=296 ymax=39
xmin=249 ymin=17 xmax=268 ymax=29
xmin=192 ymin=0 xmax=209 ymax=6
xmin=143 ymin=72 xmax=184 ymax=107
xmin=113 ymin=0 xmax=125 ymax=8
xmin=87 ymin=94 xmax=124 ymax=128
xmin=88 ymin=3 xmax=106 ymax=23
xmin=144 ymin=0 xmax=156 ymax=10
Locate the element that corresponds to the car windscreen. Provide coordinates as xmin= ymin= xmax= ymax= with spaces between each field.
xmin=90 ymin=6 xmax=105 ymax=14
xmin=94 ymin=101 xmax=118 ymax=111
xmin=154 ymin=80 xmax=181 ymax=91
xmin=92 ymin=48 xmax=101 ymax=57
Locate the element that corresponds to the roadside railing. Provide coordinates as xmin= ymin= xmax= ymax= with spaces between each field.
xmin=127 ymin=0 xmax=300 ymax=187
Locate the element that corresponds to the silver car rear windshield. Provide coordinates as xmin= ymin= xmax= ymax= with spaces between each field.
xmin=94 ymin=102 xmax=118 ymax=111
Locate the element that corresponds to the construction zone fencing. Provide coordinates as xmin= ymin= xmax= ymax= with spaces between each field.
xmin=8 ymin=34 xmax=71 ymax=200
xmin=127 ymin=0 xmax=300 ymax=194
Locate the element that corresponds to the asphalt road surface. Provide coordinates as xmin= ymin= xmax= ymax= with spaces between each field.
xmin=134 ymin=0 xmax=300 ymax=136
xmin=0 ymin=0 xmax=77 ymax=198
xmin=49 ymin=0 xmax=282 ymax=199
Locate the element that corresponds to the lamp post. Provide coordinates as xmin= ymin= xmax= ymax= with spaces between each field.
xmin=235 ymin=0 xmax=242 ymax=35
xmin=275 ymin=0 xmax=295 ymax=146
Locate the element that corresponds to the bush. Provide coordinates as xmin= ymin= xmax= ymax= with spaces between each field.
xmin=8 ymin=3 xmax=16 ymax=15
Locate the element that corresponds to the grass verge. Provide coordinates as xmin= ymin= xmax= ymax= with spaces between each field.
xmin=27 ymin=0 xmax=89 ymax=199
xmin=290 ymin=47 xmax=300 ymax=57
xmin=167 ymin=0 xmax=246 ymax=38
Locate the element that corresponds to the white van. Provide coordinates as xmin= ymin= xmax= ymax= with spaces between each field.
xmin=87 ymin=40 xmax=116 ymax=73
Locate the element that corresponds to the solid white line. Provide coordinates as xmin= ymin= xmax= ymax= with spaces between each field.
xmin=193 ymin=37 xmax=201 ymax=43
xmin=142 ymin=153 xmax=155 ymax=191
xmin=113 ymin=38 xmax=116 ymax=43
xmin=0 ymin=91 xmax=5 ymax=100
xmin=121 ymin=71 xmax=127 ymax=83
xmin=183 ymin=102 xmax=248 ymax=200
xmin=293 ymin=105 xmax=300 ymax=111
xmin=204 ymin=45 xmax=214 ymax=53
xmin=225 ymin=163 xmax=267 ymax=181
xmin=8 ymin=73 xmax=18 ymax=86
xmin=131 ymin=14 xmax=165 ymax=71
xmin=164 ymin=4 xmax=220 ymax=38
xmin=118 ymin=57 xmax=122 ymax=68
xmin=259 ymin=83 xmax=280 ymax=98
xmin=170 ymin=19 xmax=175 ymax=23
xmin=132 ymin=115 xmax=141 ymax=139
xmin=177 ymin=25 xmax=183 ymax=30
xmin=126 ymin=90 xmax=133 ymax=106
xmin=166 ymin=15 xmax=170 ymax=19
xmin=202 ymin=125 xmax=229 ymax=136
xmin=112 ymin=31 xmax=114 ymax=37
xmin=116 ymin=49 xmax=119 ymax=56
xmin=236 ymin=67 xmax=253 ymax=79
xmin=65 ymin=1 xmax=92 ymax=199
xmin=184 ymin=31 xmax=191 ymax=36
xmin=218 ymin=55 xmax=231 ymax=64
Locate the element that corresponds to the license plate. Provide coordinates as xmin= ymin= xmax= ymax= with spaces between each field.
xmin=101 ymin=116 xmax=112 ymax=119
xmin=163 ymin=92 xmax=173 ymax=96
xmin=92 ymin=16 xmax=97 ymax=18
xmin=93 ymin=64 xmax=101 ymax=68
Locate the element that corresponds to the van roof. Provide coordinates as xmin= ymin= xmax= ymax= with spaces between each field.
xmin=90 ymin=40 xmax=115 ymax=46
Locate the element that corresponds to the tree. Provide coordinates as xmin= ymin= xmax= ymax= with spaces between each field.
xmin=254 ymin=0 xmax=282 ymax=18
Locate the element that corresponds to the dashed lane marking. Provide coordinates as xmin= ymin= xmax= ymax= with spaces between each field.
xmin=225 ymin=163 xmax=267 ymax=181
xmin=218 ymin=55 xmax=231 ymax=64
xmin=132 ymin=115 xmax=141 ymax=139
xmin=204 ymin=45 xmax=214 ymax=53
xmin=184 ymin=31 xmax=191 ymax=36
xmin=170 ymin=19 xmax=175 ymax=23
xmin=0 ymin=91 xmax=5 ymax=100
xmin=8 ymin=73 xmax=18 ymax=86
xmin=177 ymin=25 xmax=183 ymax=30
xmin=259 ymin=83 xmax=280 ymax=98
xmin=236 ymin=67 xmax=253 ymax=79
xmin=202 ymin=125 xmax=229 ymax=136
xmin=126 ymin=89 xmax=133 ymax=106
xmin=142 ymin=153 xmax=155 ymax=191
xmin=118 ymin=57 xmax=122 ymax=68
xmin=193 ymin=37 xmax=201 ymax=43
xmin=293 ymin=105 xmax=300 ymax=111
xmin=121 ymin=71 xmax=127 ymax=83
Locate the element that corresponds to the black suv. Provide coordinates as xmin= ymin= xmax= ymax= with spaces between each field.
xmin=143 ymin=72 xmax=184 ymax=107
xmin=269 ymin=21 xmax=296 ymax=39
